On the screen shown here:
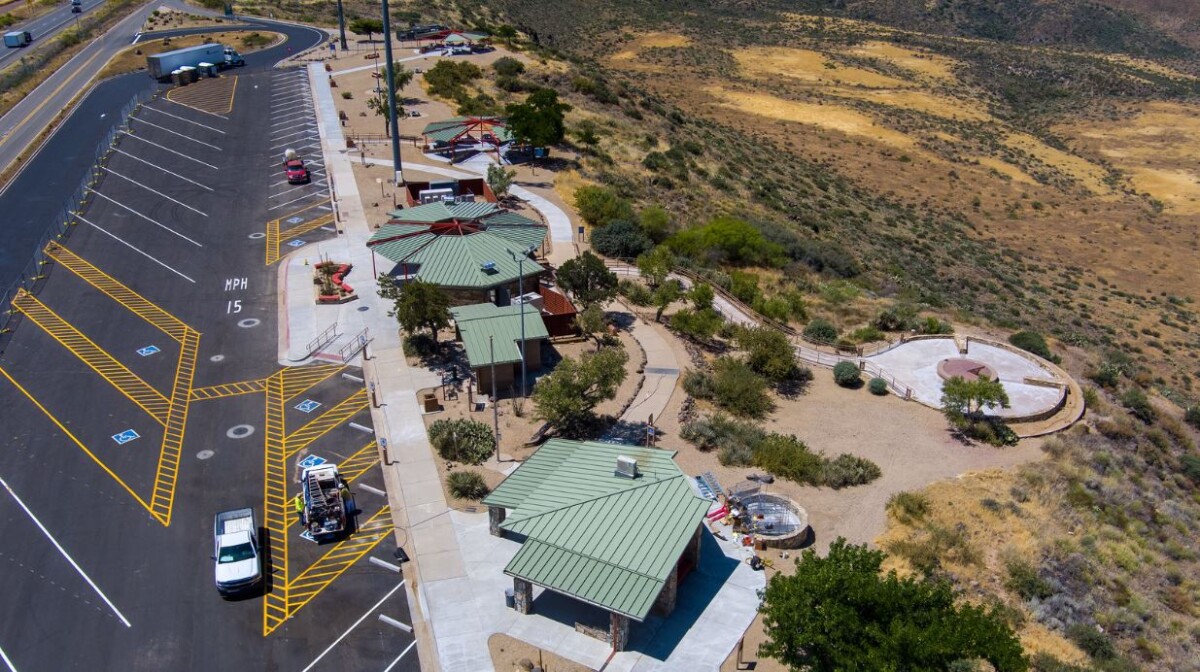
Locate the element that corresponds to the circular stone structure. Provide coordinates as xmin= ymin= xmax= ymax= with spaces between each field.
xmin=739 ymin=493 xmax=810 ymax=549
xmin=937 ymin=358 xmax=997 ymax=382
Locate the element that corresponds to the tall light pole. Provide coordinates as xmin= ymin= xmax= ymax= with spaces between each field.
xmin=335 ymin=0 xmax=348 ymax=50
xmin=508 ymin=245 xmax=537 ymax=398
xmin=380 ymin=0 xmax=403 ymax=187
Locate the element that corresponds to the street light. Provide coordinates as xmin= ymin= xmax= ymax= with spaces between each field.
xmin=379 ymin=0 xmax=403 ymax=187
xmin=507 ymin=244 xmax=538 ymax=399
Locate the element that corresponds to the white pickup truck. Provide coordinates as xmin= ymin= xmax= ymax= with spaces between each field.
xmin=213 ymin=508 xmax=262 ymax=597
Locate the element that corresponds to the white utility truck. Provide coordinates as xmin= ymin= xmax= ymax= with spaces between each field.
xmin=213 ymin=508 xmax=261 ymax=597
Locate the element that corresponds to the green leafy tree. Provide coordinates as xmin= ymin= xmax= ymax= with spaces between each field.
xmin=556 ymin=252 xmax=617 ymax=309
xmin=533 ymin=347 xmax=629 ymax=436
xmin=505 ymin=87 xmax=571 ymax=150
xmin=366 ymin=94 xmax=396 ymax=135
xmin=573 ymin=185 xmax=635 ymax=228
xmin=652 ymin=279 xmax=683 ymax=322
xmin=486 ymin=164 xmax=516 ymax=198
xmin=636 ymin=245 xmax=675 ymax=288
xmin=386 ymin=62 xmax=414 ymax=94
xmin=378 ymin=276 xmax=451 ymax=343
xmin=492 ymin=56 xmax=524 ymax=77
xmin=638 ymin=205 xmax=671 ymax=243
xmin=348 ymin=18 xmax=384 ymax=42
xmin=591 ymin=220 xmax=652 ymax=259
xmin=760 ymin=538 xmax=1027 ymax=672
xmin=737 ymin=326 xmax=801 ymax=383
xmin=670 ymin=307 xmax=723 ymax=343
xmin=572 ymin=119 xmax=601 ymax=153
xmin=802 ymin=319 xmax=839 ymax=343
xmin=575 ymin=304 xmax=607 ymax=350
xmin=690 ymin=283 xmax=714 ymax=311
xmin=941 ymin=375 xmax=1011 ymax=422
xmin=667 ymin=216 xmax=782 ymax=266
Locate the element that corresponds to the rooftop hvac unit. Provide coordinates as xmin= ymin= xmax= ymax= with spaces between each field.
xmin=615 ymin=455 xmax=638 ymax=479
xmin=481 ymin=261 xmax=497 ymax=272
xmin=419 ymin=187 xmax=454 ymax=204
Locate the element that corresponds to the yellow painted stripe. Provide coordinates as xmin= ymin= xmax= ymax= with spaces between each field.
xmin=148 ymin=329 xmax=199 ymax=526
xmin=0 ymin=48 xmax=107 ymax=154
xmin=284 ymin=388 xmax=368 ymax=458
xmin=0 ymin=366 xmax=156 ymax=520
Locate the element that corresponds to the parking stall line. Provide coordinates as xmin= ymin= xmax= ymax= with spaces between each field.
xmin=88 ymin=191 xmax=204 ymax=246
xmin=130 ymin=118 xmax=222 ymax=151
xmin=267 ymin=191 xmax=326 ymax=211
xmin=270 ymin=182 xmax=320 ymax=200
xmin=298 ymin=580 xmax=407 ymax=671
xmin=271 ymin=84 xmax=310 ymax=96
xmin=139 ymin=105 xmax=226 ymax=134
xmin=271 ymin=113 xmax=313 ymax=127
xmin=111 ymin=150 xmax=213 ymax=191
xmin=271 ymin=120 xmax=315 ymax=133
xmin=0 ymin=472 xmax=132 ymax=628
xmin=165 ymin=97 xmax=227 ymax=120
xmin=271 ymin=140 xmax=319 ymax=153
xmin=0 ymin=642 xmax=15 ymax=672
xmin=270 ymin=128 xmax=316 ymax=142
xmin=284 ymin=388 xmax=369 ymax=457
xmin=270 ymin=94 xmax=310 ymax=108
xmin=122 ymin=132 xmax=218 ymax=169
xmin=383 ymin=641 xmax=418 ymax=672
xmin=104 ymin=168 xmax=208 ymax=217
xmin=75 ymin=214 xmax=196 ymax=283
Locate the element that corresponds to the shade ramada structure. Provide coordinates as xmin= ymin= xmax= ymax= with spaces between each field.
xmin=421 ymin=116 xmax=512 ymax=163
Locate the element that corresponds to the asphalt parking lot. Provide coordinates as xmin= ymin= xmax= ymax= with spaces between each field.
xmin=0 ymin=68 xmax=416 ymax=671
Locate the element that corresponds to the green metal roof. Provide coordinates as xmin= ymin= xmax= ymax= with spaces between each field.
xmin=367 ymin=209 xmax=547 ymax=290
xmin=388 ymin=200 xmax=500 ymax=224
xmin=421 ymin=117 xmax=513 ymax=144
xmin=483 ymin=440 xmax=709 ymax=621
xmin=451 ymin=303 xmax=549 ymax=368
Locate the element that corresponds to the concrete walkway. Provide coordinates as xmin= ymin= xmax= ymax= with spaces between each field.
xmin=620 ymin=315 xmax=680 ymax=426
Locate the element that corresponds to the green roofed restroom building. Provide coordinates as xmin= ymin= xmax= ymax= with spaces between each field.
xmin=365 ymin=200 xmax=548 ymax=305
xmin=482 ymin=440 xmax=710 ymax=651
xmin=450 ymin=303 xmax=549 ymax=391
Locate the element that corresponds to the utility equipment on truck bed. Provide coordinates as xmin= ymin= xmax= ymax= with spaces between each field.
xmin=301 ymin=464 xmax=350 ymax=542
xmin=212 ymin=508 xmax=261 ymax=596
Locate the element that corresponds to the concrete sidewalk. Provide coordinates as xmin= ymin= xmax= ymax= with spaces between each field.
xmin=620 ymin=315 xmax=681 ymax=426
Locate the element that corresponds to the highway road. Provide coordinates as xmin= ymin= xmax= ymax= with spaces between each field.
xmin=0 ymin=4 xmax=326 ymax=290
xmin=0 ymin=0 xmax=108 ymax=71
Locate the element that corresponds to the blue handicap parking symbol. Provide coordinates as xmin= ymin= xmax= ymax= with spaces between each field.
xmin=299 ymin=530 xmax=318 ymax=543
xmin=287 ymin=239 xmax=307 ymax=248
xmin=298 ymin=454 xmax=327 ymax=469
xmin=295 ymin=399 xmax=322 ymax=413
xmin=286 ymin=216 xmax=304 ymax=224
xmin=137 ymin=345 xmax=160 ymax=357
xmin=112 ymin=429 xmax=140 ymax=445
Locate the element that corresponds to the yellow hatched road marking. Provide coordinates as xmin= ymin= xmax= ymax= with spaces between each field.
xmin=12 ymin=290 xmax=171 ymax=424
xmin=279 ymin=214 xmax=334 ymax=243
xmin=148 ymin=329 xmax=199 ymax=526
xmin=263 ymin=372 xmax=292 ymax=636
xmin=280 ymin=363 xmax=344 ymax=402
xmin=264 ymin=201 xmax=335 ymax=266
xmin=285 ymin=507 xmax=392 ymax=614
xmin=190 ymin=378 xmax=267 ymax=401
xmin=45 ymin=242 xmax=191 ymax=342
xmin=165 ymin=75 xmax=238 ymax=115
xmin=284 ymin=388 xmax=368 ymax=458
xmin=0 ymin=366 xmax=156 ymax=518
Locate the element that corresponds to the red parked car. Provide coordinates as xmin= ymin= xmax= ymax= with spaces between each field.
xmin=284 ymin=158 xmax=310 ymax=184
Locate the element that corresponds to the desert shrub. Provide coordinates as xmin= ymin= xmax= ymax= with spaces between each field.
xmin=802 ymin=318 xmax=838 ymax=343
xmin=874 ymin=304 xmax=917 ymax=331
xmin=446 ymin=470 xmax=488 ymax=500
xmin=591 ymin=219 xmax=653 ymax=259
xmin=868 ymin=377 xmax=889 ymax=395
xmin=428 ymin=419 xmax=494 ymax=464
xmin=1185 ymin=406 xmax=1200 ymax=430
xmin=669 ymin=307 xmax=724 ymax=343
xmin=423 ymin=60 xmax=481 ymax=98
xmin=1009 ymin=331 xmax=1061 ymax=364
xmin=959 ymin=417 xmax=1019 ymax=446
xmin=1005 ymin=558 xmax=1054 ymax=600
xmin=1089 ymin=350 xmax=1135 ymax=388
xmin=918 ymin=317 xmax=954 ymax=335
xmin=1030 ymin=652 xmax=1090 ymax=672
xmin=492 ymin=56 xmax=524 ymax=77
xmin=617 ymin=279 xmax=652 ymax=306
xmin=341 ymin=91 xmax=353 ymax=99
xmin=833 ymin=361 xmax=862 ymax=387
xmin=752 ymin=434 xmax=825 ymax=484
xmin=888 ymin=491 xmax=930 ymax=522
xmin=681 ymin=413 xmax=763 ymax=453
xmin=1066 ymin=623 xmax=1116 ymax=661
xmin=1180 ymin=454 xmax=1200 ymax=484
xmin=574 ymin=185 xmax=634 ymax=227
xmin=822 ymin=454 xmax=882 ymax=488
xmin=737 ymin=326 xmax=806 ymax=384
xmin=1120 ymin=387 xmax=1157 ymax=424
xmin=718 ymin=442 xmax=756 ymax=467
xmin=851 ymin=325 xmax=885 ymax=343
xmin=710 ymin=357 xmax=773 ymax=418
xmin=682 ymin=369 xmax=714 ymax=399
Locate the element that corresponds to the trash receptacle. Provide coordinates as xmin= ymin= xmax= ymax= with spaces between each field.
xmin=504 ymin=588 xmax=515 ymax=609
xmin=179 ymin=65 xmax=197 ymax=83
xmin=197 ymin=61 xmax=215 ymax=77
xmin=171 ymin=69 xmax=184 ymax=86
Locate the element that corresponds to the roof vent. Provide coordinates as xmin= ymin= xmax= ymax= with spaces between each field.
xmin=615 ymin=455 xmax=638 ymax=479
xmin=481 ymin=261 xmax=497 ymax=272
